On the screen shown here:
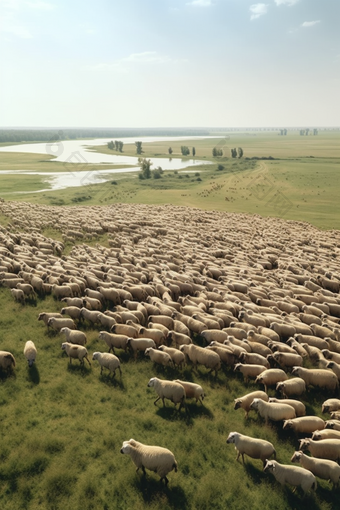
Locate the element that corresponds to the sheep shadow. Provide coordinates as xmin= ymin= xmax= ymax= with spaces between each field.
xmin=27 ymin=365 xmax=40 ymax=384
xmin=98 ymin=373 xmax=125 ymax=390
xmin=66 ymin=363 xmax=92 ymax=377
xmin=133 ymin=476 xmax=189 ymax=509
xmin=155 ymin=405 xmax=192 ymax=425
xmin=0 ymin=369 xmax=16 ymax=381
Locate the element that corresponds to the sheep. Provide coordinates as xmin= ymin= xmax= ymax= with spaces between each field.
xmin=145 ymin=347 xmax=174 ymax=368
xmin=61 ymin=342 xmax=91 ymax=366
xmin=147 ymin=377 xmax=186 ymax=410
xmin=312 ymin=429 xmax=340 ymax=441
xmin=255 ymin=369 xmax=288 ymax=393
xmin=175 ymin=379 xmax=205 ymax=404
xmin=263 ymin=459 xmax=317 ymax=494
xmin=92 ymin=352 xmax=121 ymax=377
xmin=16 ymin=282 xmax=35 ymax=299
xmin=52 ymin=284 xmax=73 ymax=300
xmin=272 ymin=352 xmax=303 ymax=370
xmin=127 ymin=338 xmax=156 ymax=359
xmin=291 ymin=450 xmax=340 ymax=488
xmin=38 ymin=312 xmax=63 ymax=328
xmin=180 ymin=344 xmax=221 ymax=376
xmin=83 ymin=296 xmax=102 ymax=311
xmin=325 ymin=420 xmax=340 ymax=431
xmin=283 ymin=416 xmax=325 ymax=435
xmin=250 ymin=398 xmax=296 ymax=425
xmin=226 ymin=431 xmax=276 ymax=466
xmin=291 ymin=366 xmax=339 ymax=393
xmin=234 ymin=363 xmax=266 ymax=383
xmin=276 ymin=378 xmax=306 ymax=398
xmin=299 ymin=438 xmax=340 ymax=462
xmin=270 ymin=322 xmax=296 ymax=342
xmin=61 ymin=297 xmax=83 ymax=308
xmin=322 ymin=399 xmax=340 ymax=414
xmin=158 ymin=346 xmax=186 ymax=368
xmin=138 ymin=327 xmax=165 ymax=347
xmin=23 ymin=340 xmax=37 ymax=367
xmin=0 ymin=350 xmax=16 ymax=372
xmin=60 ymin=306 xmax=83 ymax=321
xmin=120 ymin=438 xmax=178 ymax=484
xmin=60 ymin=327 xmax=87 ymax=346
xmin=110 ymin=323 xmax=138 ymax=338
xmin=239 ymin=352 xmax=270 ymax=368
xmin=268 ymin=397 xmax=306 ymax=417
xmin=48 ymin=317 xmax=76 ymax=332
xmin=234 ymin=390 xmax=269 ymax=419
xmin=98 ymin=331 xmax=129 ymax=354
xmin=200 ymin=329 xmax=229 ymax=344
xmin=206 ymin=345 xmax=235 ymax=368
xmin=10 ymin=288 xmax=25 ymax=304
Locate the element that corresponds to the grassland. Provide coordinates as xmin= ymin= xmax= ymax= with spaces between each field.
xmin=0 ymin=130 xmax=339 ymax=229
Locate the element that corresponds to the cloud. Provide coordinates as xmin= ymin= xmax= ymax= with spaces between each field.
xmin=250 ymin=3 xmax=268 ymax=20
xmin=187 ymin=0 xmax=212 ymax=6
xmin=88 ymin=52 xmax=186 ymax=74
xmin=274 ymin=0 xmax=299 ymax=5
xmin=301 ymin=20 xmax=321 ymax=28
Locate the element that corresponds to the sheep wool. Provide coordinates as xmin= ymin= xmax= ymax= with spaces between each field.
xmin=264 ymin=460 xmax=317 ymax=494
xmin=23 ymin=341 xmax=37 ymax=367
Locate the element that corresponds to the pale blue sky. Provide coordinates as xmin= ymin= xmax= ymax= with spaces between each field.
xmin=0 ymin=0 xmax=339 ymax=127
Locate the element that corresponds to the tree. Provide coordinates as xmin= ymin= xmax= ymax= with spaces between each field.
xmin=231 ymin=148 xmax=237 ymax=158
xmin=118 ymin=141 xmax=124 ymax=152
xmin=283 ymin=129 xmax=287 ymax=136
xmin=313 ymin=129 xmax=318 ymax=136
xmin=139 ymin=158 xmax=152 ymax=179
xmin=135 ymin=141 xmax=143 ymax=154
xmin=238 ymin=147 xmax=243 ymax=158
xmin=181 ymin=146 xmax=190 ymax=156
xmin=212 ymin=147 xmax=223 ymax=157
xmin=192 ymin=147 xmax=196 ymax=157
xmin=168 ymin=147 xmax=173 ymax=155
xmin=115 ymin=140 xmax=119 ymax=151
xmin=107 ymin=141 xmax=114 ymax=150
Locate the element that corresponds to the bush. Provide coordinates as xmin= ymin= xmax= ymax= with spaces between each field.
xmin=217 ymin=165 xmax=224 ymax=171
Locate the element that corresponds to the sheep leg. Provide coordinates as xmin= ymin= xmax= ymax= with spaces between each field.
xmin=154 ymin=396 xmax=161 ymax=406
xmin=85 ymin=355 xmax=91 ymax=366
xmin=118 ymin=366 xmax=122 ymax=376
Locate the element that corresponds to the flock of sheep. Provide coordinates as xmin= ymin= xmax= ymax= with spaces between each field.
xmin=2 ymin=199 xmax=340 ymax=495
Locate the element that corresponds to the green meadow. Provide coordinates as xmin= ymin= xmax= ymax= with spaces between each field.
xmin=0 ymin=130 xmax=339 ymax=229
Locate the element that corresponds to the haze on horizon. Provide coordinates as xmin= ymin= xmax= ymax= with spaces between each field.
xmin=0 ymin=0 xmax=339 ymax=129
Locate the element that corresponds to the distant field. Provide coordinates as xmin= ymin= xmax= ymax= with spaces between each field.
xmin=0 ymin=131 xmax=339 ymax=229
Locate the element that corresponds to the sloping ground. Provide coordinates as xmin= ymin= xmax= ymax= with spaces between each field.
xmin=1 ymin=200 xmax=340 ymax=509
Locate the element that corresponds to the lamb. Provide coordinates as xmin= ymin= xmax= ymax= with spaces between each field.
xmin=147 ymin=377 xmax=186 ymax=410
xmin=276 ymin=378 xmax=306 ymax=398
xmin=299 ymin=438 xmax=340 ymax=462
xmin=283 ymin=416 xmax=325 ymax=434
xmin=92 ymin=352 xmax=121 ymax=377
xmin=226 ymin=431 xmax=276 ymax=466
xmin=159 ymin=346 xmax=186 ymax=368
xmin=234 ymin=390 xmax=269 ymax=418
xmin=60 ymin=327 xmax=87 ymax=346
xmin=234 ymin=363 xmax=266 ymax=383
xmin=61 ymin=342 xmax=91 ymax=366
xmin=268 ymin=398 xmax=306 ymax=417
xmin=23 ymin=340 xmax=37 ymax=367
xmin=250 ymin=398 xmax=296 ymax=424
xmin=180 ymin=344 xmax=221 ymax=376
xmin=263 ymin=459 xmax=317 ymax=494
xmin=291 ymin=366 xmax=339 ymax=393
xmin=322 ymin=399 xmax=340 ymax=414
xmin=48 ymin=317 xmax=76 ymax=332
xmin=291 ymin=450 xmax=340 ymax=488
xmin=0 ymin=350 xmax=16 ymax=372
xmin=10 ymin=288 xmax=25 ymax=304
xmin=145 ymin=347 xmax=174 ymax=368
xmin=120 ymin=438 xmax=178 ymax=484
xmin=98 ymin=331 xmax=129 ymax=354
xmin=175 ymin=379 xmax=205 ymax=404
xmin=255 ymin=369 xmax=288 ymax=393
xmin=127 ymin=338 xmax=156 ymax=359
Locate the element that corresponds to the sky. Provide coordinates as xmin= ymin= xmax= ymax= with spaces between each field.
xmin=0 ymin=0 xmax=339 ymax=128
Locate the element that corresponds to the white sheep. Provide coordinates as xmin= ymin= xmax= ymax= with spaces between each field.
xmin=145 ymin=347 xmax=174 ymax=368
xmin=322 ymin=398 xmax=340 ymax=414
xmin=98 ymin=331 xmax=129 ymax=354
xmin=272 ymin=352 xmax=303 ymax=370
xmin=38 ymin=312 xmax=63 ymax=328
xmin=263 ymin=459 xmax=317 ymax=494
xmin=127 ymin=338 xmax=156 ymax=359
xmin=61 ymin=342 xmax=91 ymax=366
xmin=234 ymin=390 xmax=269 ymax=418
xmin=226 ymin=431 xmax=276 ymax=466
xmin=283 ymin=416 xmax=325 ymax=434
xmin=234 ymin=363 xmax=266 ymax=383
xmin=60 ymin=327 xmax=87 ymax=346
xmin=48 ymin=317 xmax=76 ymax=332
xmin=92 ymin=352 xmax=121 ymax=377
xmin=0 ymin=350 xmax=16 ymax=372
xmin=23 ymin=340 xmax=37 ymax=367
xmin=175 ymin=379 xmax=205 ymax=404
xmin=250 ymin=398 xmax=296 ymax=425
xmin=158 ymin=346 xmax=186 ymax=368
xmin=276 ymin=378 xmax=306 ymax=398
xmin=291 ymin=450 xmax=340 ymax=488
xmin=312 ymin=429 xmax=340 ymax=441
xmin=299 ymin=438 xmax=340 ymax=462
xmin=291 ymin=366 xmax=339 ymax=393
xmin=325 ymin=420 xmax=340 ymax=431
xmin=268 ymin=398 xmax=306 ymax=417
xmin=120 ymin=438 xmax=177 ymax=484
xmin=147 ymin=377 xmax=186 ymax=410
xmin=180 ymin=344 xmax=221 ymax=376
xmin=255 ymin=369 xmax=288 ymax=393
xmin=10 ymin=288 xmax=25 ymax=304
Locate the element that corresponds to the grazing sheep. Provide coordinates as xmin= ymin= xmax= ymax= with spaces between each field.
xmin=276 ymin=377 xmax=306 ymax=399
xmin=283 ymin=416 xmax=325 ymax=435
xmin=263 ymin=459 xmax=317 ymax=494
xmin=145 ymin=347 xmax=174 ymax=368
xmin=92 ymin=352 xmax=121 ymax=377
xmin=147 ymin=377 xmax=186 ymax=410
xmin=250 ymin=398 xmax=295 ymax=425
xmin=234 ymin=390 xmax=269 ymax=418
xmin=10 ymin=288 xmax=25 ymax=304
xmin=98 ymin=331 xmax=129 ymax=353
xmin=268 ymin=398 xmax=306 ymax=417
xmin=48 ymin=317 xmax=76 ymax=332
xmin=38 ymin=312 xmax=63 ymax=328
xmin=23 ymin=340 xmax=37 ymax=367
xmin=226 ymin=431 xmax=276 ymax=466
xmin=61 ymin=342 xmax=91 ymax=366
xmin=120 ymin=439 xmax=177 ymax=484
xmin=299 ymin=438 xmax=340 ymax=462
xmin=291 ymin=366 xmax=339 ymax=393
xmin=291 ymin=450 xmax=340 ymax=488
xmin=159 ymin=346 xmax=186 ymax=368
xmin=255 ymin=369 xmax=288 ymax=393
xmin=60 ymin=327 xmax=87 ymax=346
xmin=0 ymin=350 xmax=16 ymax=372
xmin=180 ymin=344 xmax=221 ymax=376
xmin=175 ymin=379 xmax=205 ymax=404
xmin=127 ymin=338 xmax=156 ymax=359
xmin=234 ymin=363 xmax=266 ymax=383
